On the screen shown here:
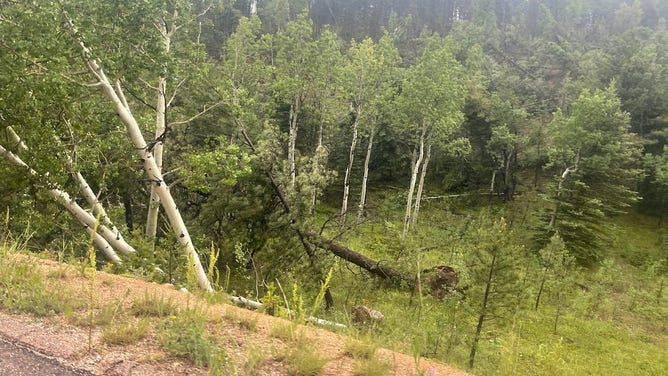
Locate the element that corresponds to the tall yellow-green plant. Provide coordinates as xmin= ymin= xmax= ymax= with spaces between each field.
xmin=207 ymin=242 xmax=220 ymax=289
xmin=310 ymin=268 xmax=333 ymax=318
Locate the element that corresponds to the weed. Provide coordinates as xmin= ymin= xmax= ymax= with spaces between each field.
xmin=245 ymin=344 xmax=269 ymax=375
xmin=344 ymin=338 xmax=378 ymax=359
xmin=131 ymin=290 xmax=178 ymax=317
xmin=102 ymin=319 xmax=149 ymax=345
xmin=159 ymin=308 xmax=227 ymax=374
xmin=283 ymin=334 xmax=327 ymax=376
xmin=224 ymin=309 xmax=258 ymax=332
xmin=47 ymin=265 xmax=70 ymax=279
xmin=270 ymin=322 xmax=298 ymax=342
xmin=352 ymin=356 xmax=392 ymax=376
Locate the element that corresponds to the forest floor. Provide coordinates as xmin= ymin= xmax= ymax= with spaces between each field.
xmin=0 ymin=254 xmax=471 ymax=376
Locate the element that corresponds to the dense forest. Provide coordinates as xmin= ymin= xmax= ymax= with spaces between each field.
xmin=1 ymin=0 xmax=667 ymax=374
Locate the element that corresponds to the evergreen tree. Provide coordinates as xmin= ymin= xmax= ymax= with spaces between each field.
xmin=536 ymin=85 xmax=642 ymax=262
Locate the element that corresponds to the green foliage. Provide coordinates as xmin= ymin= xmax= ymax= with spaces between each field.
xmin=181 ymin=143 xmax=252 ymax=194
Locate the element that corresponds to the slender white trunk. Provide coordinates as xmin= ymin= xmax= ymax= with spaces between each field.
xmin=70 ymin=23 xmax=213 ymax=291
xmin=0 ymin=144 xmax=122 ymax=263
xmin=71 ymin=170 xmax=136 ymax=256
xmin=341 ymin=107 xmax=361 ymax=224
xmin=357 ymin=127 xmax=375 ymax=222
xmin=402 ymin=127 xmax=426 ymax=240
xmin=411 ymin=143 xmax=431 ymax=229
xmin=309 ymin=107 xmax=327 ymax=215
xmin=7 ymin=126 xmax=134 ymax=257
xmin=549 ymin=150 xmax=580 ymax=229
xmin=250 ymin=0 xmax=258 ymax=16
xmin=147 ymin=16 xmax=174 ymax=241
xmin=288 ymin=97 xmax=301 ymax=188
xmin=146 ymin=76 xmax=166 ymax=240
xmin=489 ymin=169 xmax=498 ymax=198
xmin=5 ymin=126 xmax=27 ymax=152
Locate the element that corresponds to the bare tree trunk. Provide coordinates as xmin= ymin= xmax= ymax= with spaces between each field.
xmin=357 ymin=128 xmax=375 ymax=222
xmin=549 ymin=150 xmax=580 ymax=229
xmin=67 ymin=17 xmax=213 ymax=291
xmin=341 ymin=107 xmax=360 ymax=225
xmin=146 ymin=76 xmax=166 ymax=241
xmin=402 ymin=127 xmax=426 ymax=240
xmin=503 ymin=150 xmax=515 ymax=201
xmin=5 ymin=127 xmax=136 ymax=258
xmin=288 ymin=97 xmax=301 ymax=189
xmin=489 ymin=169 xmax=498 ymax=202
xmin=309 ymin=104 xmax=327 ymax=215
xmin=250 ymin=0 xmax=258 ymax=16
xmin=469 ymin=251 xmax=497 ymax=368
xmin=71 ymin=170 xmax=136 ymax=256
xmin=411 ymin=143 xmax=431 ymax=230
xmin=305 ymin=232 xmax=413 ymax=285
xmin=147 ymin=15 xmax=175 ymax=242
xmin=535 ymin=270 xmax=547 ymax=310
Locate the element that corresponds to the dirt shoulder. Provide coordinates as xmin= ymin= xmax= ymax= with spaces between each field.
xmin=0 ymin=255 xmax=471 ymax=376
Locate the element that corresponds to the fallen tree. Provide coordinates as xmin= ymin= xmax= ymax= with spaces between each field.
xmin=302 ymin=231 xmax=414 ymax=287
xmin=63 ymin=12 xmax=212 ymax=292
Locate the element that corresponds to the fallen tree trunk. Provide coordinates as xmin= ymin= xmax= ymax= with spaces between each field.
xmin=231 ymin=296 xmax=346 ymax=328
xmin=303 ymin=231 xmax=414 ymax=287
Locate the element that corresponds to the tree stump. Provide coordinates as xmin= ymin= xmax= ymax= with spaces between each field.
xmin=423 ymin=265 xmax=459 ymax=300
xmin=350 ymin=305 xmax=384 ymax=326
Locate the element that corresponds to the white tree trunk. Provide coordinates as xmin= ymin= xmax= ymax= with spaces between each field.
xmin=411 ymin=143 xmax=431 ymax=230
xmin=4 ymin=126 xmax=135 ymax=258
xmin=288 ymin=97 xmax=301 ymax=189
xmin=341 ymin=107 xmax=360 ymax=224
xmin=146 ymin=76 xmax=166 ymax=240
xmin=5 ymin=126 xmax=27 ymax=152
xmin=147 ymin=16 xmax=175 ymax=241
xmin=549 ymin=150 xmax=580 ymax=229
xmin=309 ymin=109 xmax=327 ymax=215
xmin=250 ymin=0 xmax=258 ymax=16
xmin=0 ymin=144 xmax=122 ymax=263
xmin=70 ymin=23 xmax=213 ymax=291
xmin=357 ymin=127 xmax=375 ymax=222
xmin=402 ymin=127 xmax=426 ymax=240
xmin=71 ymin=170 xmax=136 ymax=256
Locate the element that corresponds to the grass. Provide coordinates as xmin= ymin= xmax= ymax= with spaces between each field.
xmin=345 ymin=336 xmax=392 ymax=376
xmin=344 ymin=337 xmax=378 ymax=359
xmin=224 ymin=307 xmax=259 ymax=332
xmin=245 ymin=344 xmax=270 ymax=375
xmin=0 ymin=255 xmax=82 ymax=316
xmin=158 ymin=307 xmax=229 ymax=374
xmin=270 ymin=322 xmax=299 ymax=342
xmin=352 ymin=356 xmax=392 ymax=376
xmin=102 ymin=319 xmax=149 ymax=345
xmin=131 ymin=290 xmax=178 ymax=317
xmin=311 ymin=192 xmax=668 ymax=376
xmin=2 ymin=195 xmax=667 ymax=376
xmin=282 ymin=333 xmax=328 ymax=376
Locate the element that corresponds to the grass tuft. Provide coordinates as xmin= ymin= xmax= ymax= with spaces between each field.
xmin=102 ymin=319 xmax=149 ymax=345
xmin=131 ymin=290 xmax=178 ymax=317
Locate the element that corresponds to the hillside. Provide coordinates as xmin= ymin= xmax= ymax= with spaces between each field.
xmin=0 ymin=253 xmax=469 ymax=376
